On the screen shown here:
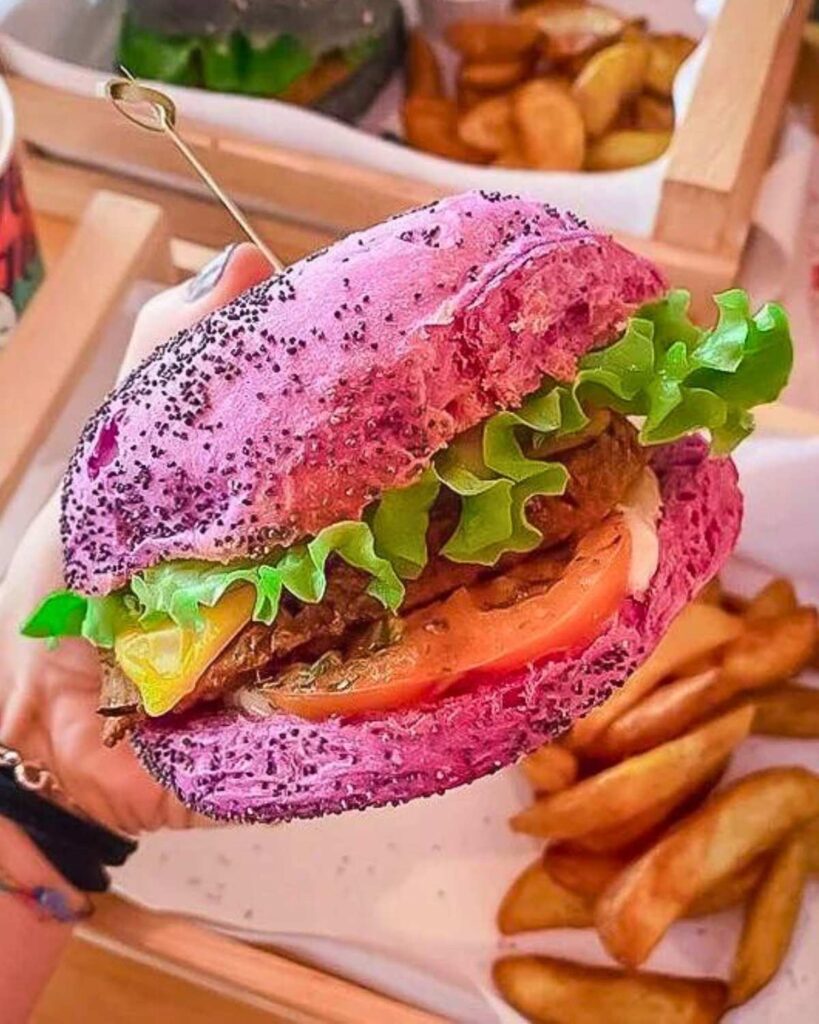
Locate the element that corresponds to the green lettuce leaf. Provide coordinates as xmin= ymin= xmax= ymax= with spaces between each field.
xmin=371 ymin=467 xmax=441 ymax=579
xmin=576 ymin=289 xmax=793 ymax=450
xmin=129 ymin=520 xmax=403 ymax=633
xmin=436 ymin=382 xmax=581 ymax=564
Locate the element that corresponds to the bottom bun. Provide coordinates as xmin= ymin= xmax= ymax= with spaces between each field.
xmin=132 ymin=436 xmax=742 ymax=823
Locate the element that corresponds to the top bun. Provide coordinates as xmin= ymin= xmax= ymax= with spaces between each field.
xmin=61 ymin=192 xmax=665 ymax=595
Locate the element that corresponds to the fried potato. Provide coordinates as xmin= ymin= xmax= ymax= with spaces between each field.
xmin=402 ymin=97 xmax=488 ymax=164
xmin=572 ymin=40 xmax=649 ymax=137
xmin=586 ymin=129 xmax=671 ymax=170
xmin=544 ymin=846 xmax=627 ymax=898
xmin=521 ymin=743 xmax=579 ymax=793
xmin=744 ymin=577 xmax=798 ymax=622
xmin=586 ymin=669 xmax=729 ymax=760
xmin=751 ymin=684 xmax=819 ymax=738
xmin=721 ymin=607 xmax=818 ymax=689
xmin=457 ymin=94 xmax=516 ymax=155
xmin=635 ymin=94 xmax=674 ymax=131
xmin=567 ymin=603 xmax=743 ymax=750
xmin=459 ymin=58 xmax=531 ymax=92
xmin=497 ymin=859 xmax=594 ymax=934
xmin=493 ymin=955 xmax=727 ymax=1024
xmin=511 ymin=707 xmax=753 ymax=840
xmin=728 ymin=834 xmax=808 ymax=1007
xmin=645 ymin=33 xmax=697 ymax=97
xmin=686 ymin=857 xmax=768 ymax=917
xmin=512 ymin=79 xmax=585 ymax=170
xmin=545 ymin=844 xmax=767 ymax=916
xmin=517 ymin=1 xmax=625 ymax=62
xmin=596 ymin=767 xmax=819 ymax=967
xmin=493 ymin=145 xmax=528 ymax=168
xmin=802 ymin=816 xmax=819 ymax=874
xmin=565 ymin=792 xmax=685 ymax=854
xmin=697 ymin=578 xmax=724 ymax=606
xmin=445 ymin=20 xmax=540 ymax=62
xmin=569 ymin=767 xmax=727 ymax=856
xmin=406 ymin=30 xmax=443 ymax=99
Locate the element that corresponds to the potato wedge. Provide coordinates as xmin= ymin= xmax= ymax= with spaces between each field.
xmin=513 ymin=79 xmax=585 ymax=170
xmin=751 ymin=683 xmax=819 ymax=737
xmin=511 ymin=706 xmax=753 ymax=840
xmin=645 ymin=33 xmax=697 ymax=97
xmin=596 ymin=767 xmax=819 ymax=967
xmin=493 ymin=146 xmax=528 ymax=168
xmin=402 ymin=97 xmax=487 ymax=164
xmin=497 ymin=859 xmax=594 ymax=934
xmin=686 ymin=856 xmax=768 ymax=917
xmin=457 ymin=94 xmax=516 ymax=155
xmin=586 ymin=669 xmax=735 ymax=761
xmin=586 ymin=129 xmax=671 ymax=170
xmin=572 ymin=40 xmax=649 ymax=137
xmin=459 ymin=58 xmax=530 ymax=92
xmin=568 ymin=767 xmax=727 ymax=855
xmin=802 ymin=816 xmax=819 ymax=874
xmin=565 ymin=792 xmax=686 ymax=854
xmin=493 ymin=955 xmax=727 ymax=1024
xmin=568 ymin=603 xmax=743 ymax=750
xmin=545 ymin=844 xmax=767 ymax=916
xmin=728 ymin=834 xmax=807 ymax=1006
xmin=445 ymin=20 xmax=540 ymax=62
xmin=743 ymin=577 xmax=798 ymax=622
xmin=517 ymin=1 xmax=625 ymax=62
xmin=406 ymin=30 xmax=443 ymax=99
xmin=697 ymin=578 xmax=724 ymax=607
xmin=543 ymin=847 xmax=627 ymax=898
xmin=721 ymin=607 xmax=818 ymax=689
xmin=635 ymin=94 xmax=674 ymax=131
xmin=521 ymin=743 xmax=579 ymax=793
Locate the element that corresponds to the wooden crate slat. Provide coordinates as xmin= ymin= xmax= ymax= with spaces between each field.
xmin=10 ymin=76 xmax=442 ymax=236
xmin=655 ymin=0 xmax=811 ymax=258
xmin=0 ymin=191 xmax=173 ymax=511
xmin=21 ymin=149 xmax=335 ymax=266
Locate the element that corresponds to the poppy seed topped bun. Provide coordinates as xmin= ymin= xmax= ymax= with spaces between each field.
xmin=60 ymin=192 xmax=664 ymax=596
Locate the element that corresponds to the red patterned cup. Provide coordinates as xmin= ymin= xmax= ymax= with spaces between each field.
xmin=0 ymin=76 xmax=42 ymax=348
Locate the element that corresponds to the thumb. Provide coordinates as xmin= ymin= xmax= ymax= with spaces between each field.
xmin=120 ymin=242 xmax=273 ymax=379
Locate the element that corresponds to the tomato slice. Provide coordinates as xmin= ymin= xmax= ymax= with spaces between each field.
xmin=269 ymin=515 xmax=632 ymax=720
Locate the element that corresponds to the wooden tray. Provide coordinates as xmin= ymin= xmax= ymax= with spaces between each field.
xmin=9 ymin=0 xmax=811 ymax=318
xmin=1 ymin=190 xmax=446 ymax=1024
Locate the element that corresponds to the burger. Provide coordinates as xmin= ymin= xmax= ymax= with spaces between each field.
xmin=23 ymin=192 xmax=792 ymax=823
xmin=117 ymin=0 xmax=405 ymax=120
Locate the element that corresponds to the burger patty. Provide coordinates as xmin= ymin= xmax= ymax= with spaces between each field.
xmin=100 ymin=412 xmax=646 ymax=742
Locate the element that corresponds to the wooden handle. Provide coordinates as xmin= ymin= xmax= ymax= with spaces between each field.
xmin=0 ymin=190 xmax=173 ymax=511
xmin=83 ymin=895 xmax=448 ymax=1024
xmin=655 ymin=0 xmax=811 ymax=258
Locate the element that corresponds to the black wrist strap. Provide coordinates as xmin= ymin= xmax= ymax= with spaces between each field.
xmin=0 ymin=766 xmax=137 ymax=892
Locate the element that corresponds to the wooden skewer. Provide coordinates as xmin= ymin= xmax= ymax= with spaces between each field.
xmin=105 ymin=70 xmax=283 ymax=272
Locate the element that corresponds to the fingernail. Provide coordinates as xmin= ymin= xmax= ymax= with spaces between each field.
xmin=185 ymin=243 xmax=238 ymax=302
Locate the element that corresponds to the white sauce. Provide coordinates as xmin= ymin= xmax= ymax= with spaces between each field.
xmin=618 ymin=468 xmax=662 ymax=595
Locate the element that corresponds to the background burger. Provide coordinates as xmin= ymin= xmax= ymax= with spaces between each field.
xmin=22 ymin=192 xmax=792 ymax=823
xmin=117 ymin=0 xmax=406 ymax=120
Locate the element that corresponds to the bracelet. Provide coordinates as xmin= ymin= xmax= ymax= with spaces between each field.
xmin=0 ymin=870 xmax=93 ymax=924
xmin=0 ymin=743 xmax=137 ymax=892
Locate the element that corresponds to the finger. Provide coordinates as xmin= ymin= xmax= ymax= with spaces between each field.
xmin=120 ymin=242 xmax=272 ymax=378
